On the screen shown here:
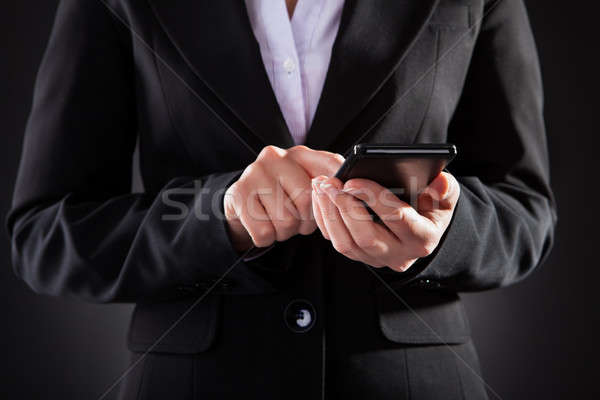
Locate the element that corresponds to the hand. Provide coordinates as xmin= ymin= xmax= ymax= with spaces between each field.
xmin=311 ymin=172 xmax=460 ymax=272
xmin=225 ymin=145 xmax=344 ymax=251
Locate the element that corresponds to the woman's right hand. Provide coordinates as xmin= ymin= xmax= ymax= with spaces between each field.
xmin=224 ymin=145 xmax=344 ymax=251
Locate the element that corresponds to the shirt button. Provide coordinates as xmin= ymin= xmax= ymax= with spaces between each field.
xmin=283 ymin=57 xmax=296 ymax=74
xmin=284 ymin=299 xmax=316 ymax=333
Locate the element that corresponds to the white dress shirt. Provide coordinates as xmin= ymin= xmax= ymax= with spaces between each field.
xmin=245 ymin=0 xmax=345 ymax=144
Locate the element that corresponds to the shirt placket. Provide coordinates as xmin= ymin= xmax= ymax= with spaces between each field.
xmin=258 ymin=0 xmax=307 ymax=144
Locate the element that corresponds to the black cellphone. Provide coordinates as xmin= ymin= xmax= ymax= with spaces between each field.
xmin=335 ymin=144 xmax=457 ymax=201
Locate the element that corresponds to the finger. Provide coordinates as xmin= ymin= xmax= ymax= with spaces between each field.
xmin=342 ymin=178 xmax=435 ymax=242
xmin=252 ymin=174 xmax=301 ymax=242
xmin=287 ymin=145 xmax=345 ymax=178
xmin=319 ymin=177 xmax=404 ymax=267
xmin=418 ymin=172 xmax=460 ymax=226
xmin=280 ymin=179 xmax=316 ymax=236
xmin=387 ymin=258 xmax=420 ymax=273
xmin=254 ymin=146 xmax=320 ymax=234
xmin=311 ymin=177 xmax=330 ymax=240
xmin=315 ymin=178 xmax=381 ymax=266
xmin=261 ymin=153 xmax=314 ymax=229
xmin=230 ymin=184 xmax=277 ymax=248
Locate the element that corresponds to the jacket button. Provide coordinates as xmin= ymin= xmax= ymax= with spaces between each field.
xmin=409 ymin=278 xmax=438 ymax=289
xmin=284 ymin=299 xmax=316 ymax=333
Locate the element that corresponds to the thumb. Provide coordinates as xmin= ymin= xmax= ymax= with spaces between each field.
xmin=426 ymin=173 xmax=450 ymax=200
xmin=418 ymin=172 xmax=459 ymax=213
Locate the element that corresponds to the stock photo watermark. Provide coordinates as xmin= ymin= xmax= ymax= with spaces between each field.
xmin=160 ymin=176 xmax=441 ymax=223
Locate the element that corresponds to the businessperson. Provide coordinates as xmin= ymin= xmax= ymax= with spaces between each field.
xmin=7 ymin=0 xmax=556 ymax=398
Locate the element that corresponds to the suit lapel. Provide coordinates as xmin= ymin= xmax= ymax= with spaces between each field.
xmin=148 ymin=0 xmax=295 ymax=149
xmin=305 ymin=0 xmax=440 ymax=151
xmin=147 ymin=0 xmax=440 ymax=152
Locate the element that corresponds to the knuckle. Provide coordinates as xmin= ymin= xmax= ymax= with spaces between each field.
xmin=259 ymin=145 xmax=283 ymax=160
xmin=329 ymin=152 xmax=345 ymax=165
xmin=415 ymin=237 xmax=437 ymax=257
xmin=293 ymin=194 xmax=312 ymax=214
xmin=253 ymin=239 xmax=273 ymax=248
xmin=333 ymin=240 xmax=354 ymax=255
xmin=253 ymin=238 xmax=270 ymax=248
xmin=333 ymin=153 xmax=345 ymax=163
xmin=386 ymin=207 xmax=406 ymax=223
xmin=423 ymin=239 xmax=439 ymax=255
xmin=325 ymin=153 xmax=344 ymax=171
xmin=298 ymin=222 xmax=317 ymax=236
xmin=244 ymin=162 xmax=266 ymax=178
xmin=289 ymin=145 xmax=309 ymax=153
xmin=225 ymin=182 xmax=246 ymax=206
xmin=253 ymin=226 xmax=275 ymax=247
xmin=389 ymin=263 xmax=410 ymax=273
xmin=396 ymin=207 xmax=409 ymax=222
xmin=355 ymin=236 xmax=378 ymax=250
xmin=225 ymin=181 xmax=239 ymax=197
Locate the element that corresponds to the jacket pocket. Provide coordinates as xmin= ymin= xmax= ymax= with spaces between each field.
xmin=127 ymin=294 xmax=220 ymax=354
xmin=375 ymin=285 xmax=470 ymax=345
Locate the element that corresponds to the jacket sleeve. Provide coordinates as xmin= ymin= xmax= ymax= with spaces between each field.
xmin=6 ymin=0 xmax=273 ymax=303
xmin=409 ymin=0 xmax=557 ymax=291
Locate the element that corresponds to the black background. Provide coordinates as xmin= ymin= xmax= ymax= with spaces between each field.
xmin=1 ymin=1 xmax=596 ymax=398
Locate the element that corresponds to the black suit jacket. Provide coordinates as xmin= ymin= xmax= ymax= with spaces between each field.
xmin=7 ymin=0 xmax=556 ymax=399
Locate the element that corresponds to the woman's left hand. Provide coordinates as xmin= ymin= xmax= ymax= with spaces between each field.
xmin=311 ymin=172 xmax=460 ymax=272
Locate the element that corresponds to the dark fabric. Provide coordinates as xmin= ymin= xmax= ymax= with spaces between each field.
xmin=327 ymin=341 xmax=488 ymax=400
xmin=7 ymin=0 xmax=555 ymax=398
xmin=376 ymin=287 xmax=471 ymax=345
xmin=127 ymin=295 xmax=220 ymax=354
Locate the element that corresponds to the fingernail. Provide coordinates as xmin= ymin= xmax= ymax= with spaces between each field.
xmin=320 ymin=183 xmax=334 ymax=193
xmin=341 ymin=188 xmax=361 ymax=196
xmin=312 ymin=176 xmax=326 ymax=185
xmin=320 ymin=183 xmax=338 ymax=197
xmin=312 ymin=177 xmax=323 ymax=191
